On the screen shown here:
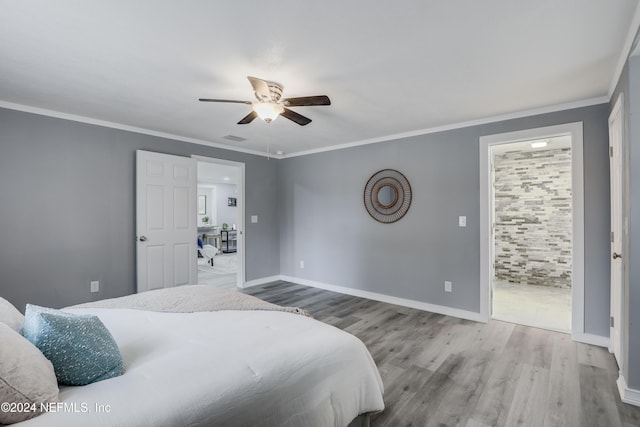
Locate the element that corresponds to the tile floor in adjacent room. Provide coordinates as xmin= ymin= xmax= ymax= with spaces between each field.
xmin=492 ymin=280 xmax=572 ymax=332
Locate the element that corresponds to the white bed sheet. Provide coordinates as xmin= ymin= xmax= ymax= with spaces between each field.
xmin=19 ymin=308 xmax=384 ymax=427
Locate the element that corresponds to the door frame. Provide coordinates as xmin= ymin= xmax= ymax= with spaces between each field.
xmin=479 ymin=122 xmax=585 ymax=338
xmin=608 ymin=92 xmax=625 ymax=370
xmin=193 ymin=155 xmax=246 ymax=288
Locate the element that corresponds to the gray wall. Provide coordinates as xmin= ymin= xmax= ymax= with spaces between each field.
xmin=215 ymin=183 xmax=239 ymax=227
xmin=0 ymin=102 xmax=614 ymax=349
xmin=0 ymin=108 xmax=280 ymax=311
xmin=279 ymin=104 xmax=611 ymax=336
xmin=611 ymin=55 xmax=640 ymax=389
xmin=629 ymin=55 xmax=640 ymax=391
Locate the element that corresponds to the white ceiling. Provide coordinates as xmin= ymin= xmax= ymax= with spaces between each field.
xmin=197 ymin=162 xmax=238 ymax=186
xmin=491 ymin=135 xmax=572 ymax=155
xmin=1 ymin=1 xmax=638 ymax=158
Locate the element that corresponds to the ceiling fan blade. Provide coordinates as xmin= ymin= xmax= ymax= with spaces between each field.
xmin=247 ymin=76 xmax=272 ymax=101
xmin=198 ymin=98 xmax=252 ymax=104
xmin=237 ymin=111 xmax=258 ymax=125
xmin=282 ymin=95 xmax=331 ymax=107
xmin=280 ymin=108 xmax=312 ymax=126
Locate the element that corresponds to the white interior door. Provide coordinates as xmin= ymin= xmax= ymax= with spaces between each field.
xmin=490 ymin=159 xmax=497 ymax=274
xmin=489 ymin=155 xmax=496 ymax=315
xmin=609 ymin=95 xmax=624 ymax=368
xmin=136 ymin=150 xmax=197 ymax=293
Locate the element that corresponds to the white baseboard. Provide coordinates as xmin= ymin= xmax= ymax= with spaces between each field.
xmin=571 ymin=332 xmax=610 ymax=348
xmin=280 ymin=275 xmax=485 ymax=322
xmin=246 ymin=275 xmax=613 ymax=348
xmin=241 ymin=275 xmax=282 ymax=289
xmin=617 ymin=372 xmax=640 ymax=406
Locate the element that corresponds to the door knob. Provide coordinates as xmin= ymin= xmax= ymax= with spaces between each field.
xmin=139 ymin=236 xmax=147 ymax=242
xmin=613 ymin=252 xmax=622 ymax=259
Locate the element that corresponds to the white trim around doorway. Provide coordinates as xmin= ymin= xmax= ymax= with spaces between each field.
xmin=192 ymin=155 xmax=246 ymax=288
xmin=479 ymin=122 xmax=585 ymax=339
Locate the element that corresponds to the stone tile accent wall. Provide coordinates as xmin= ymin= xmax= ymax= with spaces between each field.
xmin=493 ymin=148 xmax=572 ymax=288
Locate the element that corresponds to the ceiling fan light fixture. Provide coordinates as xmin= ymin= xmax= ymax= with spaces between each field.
xmin=199 ymin=76 xmax=329 ymax=126
xmin=253 ymin=102 xmax=284 ymax=123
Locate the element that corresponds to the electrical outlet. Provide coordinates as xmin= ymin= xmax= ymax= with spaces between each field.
xmin=458 ymin=216 xmax=467 ymax=227
xmin=444 ymin=281 xmax=452 ymax=292
xmin=90 ymin=280 xmax=100 ymax=293
xmin=299 ymin=260 xmax=305 ymax=269
xmin=251 ymin=215 xmax=258 ymax=223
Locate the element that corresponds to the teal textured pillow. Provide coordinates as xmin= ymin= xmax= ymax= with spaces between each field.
xmin=22 ymin=305 xmax=123 ymax=386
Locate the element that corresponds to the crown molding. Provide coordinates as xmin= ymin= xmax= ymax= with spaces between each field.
xmin=609 ymin=1 xmax=640 ymax=97
xmin=282 ymin=96 xmax=608 ymax=158
xmin=0 ymin=100 xmax=284 ymax=159
xmin=1 ymin=96 xmax=607 ymax=160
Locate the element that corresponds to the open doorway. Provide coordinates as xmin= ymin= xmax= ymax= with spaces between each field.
xmin=490 ymin=137 xmax=572 ymax=332
xmin=479 ymin=122 xmax=585 ymax=338
xmin=195 ymin=156 xmax=245 ymax=289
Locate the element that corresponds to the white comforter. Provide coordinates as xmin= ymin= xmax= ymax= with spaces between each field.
xmin=19 ymin=308 xmax=384 ymax=427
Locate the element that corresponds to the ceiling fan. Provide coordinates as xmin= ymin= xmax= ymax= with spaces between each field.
xmin=199 ymin=76 xmax=331 ymax=126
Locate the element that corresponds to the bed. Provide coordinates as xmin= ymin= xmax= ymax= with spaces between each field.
xmin=6 ymin=286 xmax=385 ymax=426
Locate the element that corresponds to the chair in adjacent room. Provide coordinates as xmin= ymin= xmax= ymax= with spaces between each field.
xmin=197 ymin=236 xmax=218 ymax=266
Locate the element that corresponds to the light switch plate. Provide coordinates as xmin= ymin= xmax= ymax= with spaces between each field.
xmin=251 ymin=215 xmax=258 ymax=223
xmin=459 ymin=216 xmax=467 ymax=227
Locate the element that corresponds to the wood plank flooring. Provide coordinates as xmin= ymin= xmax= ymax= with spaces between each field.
xmin=241 ymin=281 xmax=640 ymax=427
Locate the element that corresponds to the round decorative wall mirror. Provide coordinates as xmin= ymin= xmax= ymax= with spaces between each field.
xmin=363 ymin=169 xmax=412 ymax=223
xmin=376 ymin=184 xmax=398 ymax=208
